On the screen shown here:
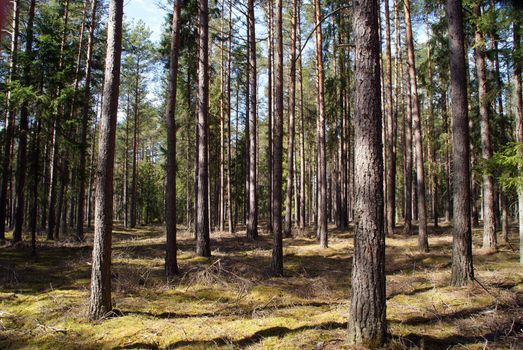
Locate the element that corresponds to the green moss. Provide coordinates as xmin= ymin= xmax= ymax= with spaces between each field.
xmin=1 ymin=225 xmax=522 ymax=350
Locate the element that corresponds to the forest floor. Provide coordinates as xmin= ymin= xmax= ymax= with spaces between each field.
xmin=0 ymin=223 xmax=522 ymax=349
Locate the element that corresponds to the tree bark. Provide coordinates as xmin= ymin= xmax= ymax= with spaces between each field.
xmin=0 ymin=0 xmax=20 ymax=241
xmin=473 ymin=3 xmax=496 ymax=250
xmin=284 ymin=0 xmax=298 ymax=236
xmin=47 ymin=0 xmax=70 ymax=240
xmin=404 ymin=0 xmax=428 ymax=252
xmin=226 ymin=0 xmax=233 ymax=234
xmin=447 ymin=0 xmax=474 ymax=286
xmin=425 ymin=13 xmax=438 ymax=229
xmin=246 ymin=0 xmax=258 ymax=240
xmin=298 ymin=1 xmax=305 ymax=229
xmin=219 ymin=0 xmax=225 ymax=233
xmin=196 ymin=0 xmax=211 ymax=257
xmin=314 ymin=0 xmax=327 ymax=248
xmin=76 ymin=0 xmax=98 ymax=240
xmin=165 ymin=0 xmax=182 ymax=276
xmin=88 ymin=0 xmax=123 ymax=320
xmin=271 ymin=0 xmax=284 ymax=277
xmin=384 ymin=0 xmax=395 ymax=237
xmin=13 ymin=0 xmax=36 ymax=242
xmin=513 ymin=18 xmax=522 ymax=264
xmin=266 ymin=1 xmax=274 ymax=233
xmin=348 ymin=0 xmax=386 ymax=347
xmin=130 ymin=58 xmax=140 ymax=229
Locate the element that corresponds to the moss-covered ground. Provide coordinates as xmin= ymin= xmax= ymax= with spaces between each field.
xmin=0 ymin=223 xmax=522 ymax=349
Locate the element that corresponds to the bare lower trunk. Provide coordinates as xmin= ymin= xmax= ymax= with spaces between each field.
xmin=404 ymin=0 xmax=428 ymax=252
xmin=284 ymin=0 xmax=298 ymax=236
xmin=246 ymin=0 xmax=258 ymax=240
xmin=0 ymin=0 xmax=20 ymax=241
xmin=88 ymin=0 xmax=123 ymax=320
xmin=271 ymin=0 xmax=284 ymax=277
xmin=165 ymin=0 xmax=182 ymax=276
xmin=314 ymin=0 xmax=327 ymax=248
xmin=13 ymin=0 xmax=36 ymax=242
xmin=384 ymin=0 xmax=395 ymax=237
xmin=447 ymin=0 xmax=474 ymax=286
xmin=77 ymin=0 xmax=98 ymax=240
xmin=196 ymin=0 xmax=211 ymax=257
xmin=348 ymin=0 xmax=386 ymax=346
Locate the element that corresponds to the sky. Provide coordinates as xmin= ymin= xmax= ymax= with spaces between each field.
xmin=124 ymin=0 xmax=166 ymax=43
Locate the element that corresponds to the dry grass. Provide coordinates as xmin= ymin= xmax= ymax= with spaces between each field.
xmin=0 ymin=222 xmax=522 ymax=349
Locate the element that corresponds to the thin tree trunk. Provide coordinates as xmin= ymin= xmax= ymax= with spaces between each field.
xmin=130 ymin=59 xmax=140 ymax=229
xmin=47 ymin=0 xmax=70 ymax=240
xmin=29 ymin=121 xmax=40 ymax=256
xmin=298 ymin=0 xmax=305 ymax=229
xmin=196 ymin=0 xmax=211 ymax=257
xmin=165 ymin=0 xmax=182 ymax=276
xmin=513 ymin=18 xmax=523 ymax=264
xmin=284 ymin=0 xmax=298 ymax=236
xmin=473 ymin=3 xmax=496 ymax=250
xmin=219 ymin=0 xmax=225 ymax=233
xmin=442 ymin=90 xmax=452 ymax=222
xmin=348 ymin=0 xmax=386 ymax=346
xmin=77 ymin=0 xmax=98 ymax=240
xmin=404 ymin=0 xmax=428 ymax=251
xmin=246 ymin=0 xmax=258 ymax=240
xmin=226 ymin=0 xmax=233 ymax=234
xmin=271 ymin=0 xmax=284 ymax=277
xmin=13 ymin=0 xmax=36 ymax=242
xmin=447 ymin=0 xmax=474 ymax=286
xmin=266 ymin=0 xmax=274 ymax=232
xmin=384 ymin=0 xmax=395 ymax=237
xmin=314 ymin=0 xmax=327 ymax=248
xmin=422 ymin=13 xmax=438 ymax=229
xmin=0 ymin=0 xmax=20 ymax=241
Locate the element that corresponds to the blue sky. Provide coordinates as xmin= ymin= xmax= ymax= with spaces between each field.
xmin=124 ymin=0 xmax=166 ymax=43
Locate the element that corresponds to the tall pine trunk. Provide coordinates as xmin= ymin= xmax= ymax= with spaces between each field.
xmin=246 ymin=0 xmax=258 ymax=239
xmin=314 ymin=0 xmax=327 ymax=248
xmin=348 ymin=0 xmax=386 ymax=346
xmin=271 ymin=0 xmax=284 ymax=277
xmin=88 ymin=0 xmax=123 ymax=320
xmin=13 ymin=0 xmax=36 ymax=242
xmin=76 ymin=0 xmax=98 ymax=240
xmin=298 ymin=1 xmax=306 ymax=229
xmin=513 ymin=18 xmax=522 ymax=264
xmin=0 ymin=0 xmax=19 ymax=241
xmin=165 ymin=0 xmax=182 ymax=276
xmin=447 ymin=0 xmax=474 ymax=286
xmin=473 ymin=3 xmax=496 ymax=250
xmin=196 ymin=0 xmax=211 ymax=257
xmin=384 ymin=0 xmax=395 ymax=237
xmin=404 ymin=0 xmax=428 ymax=252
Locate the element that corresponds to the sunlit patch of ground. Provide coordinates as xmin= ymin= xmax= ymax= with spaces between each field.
xmin=0 ymin=222 xmax=522 ymax=349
